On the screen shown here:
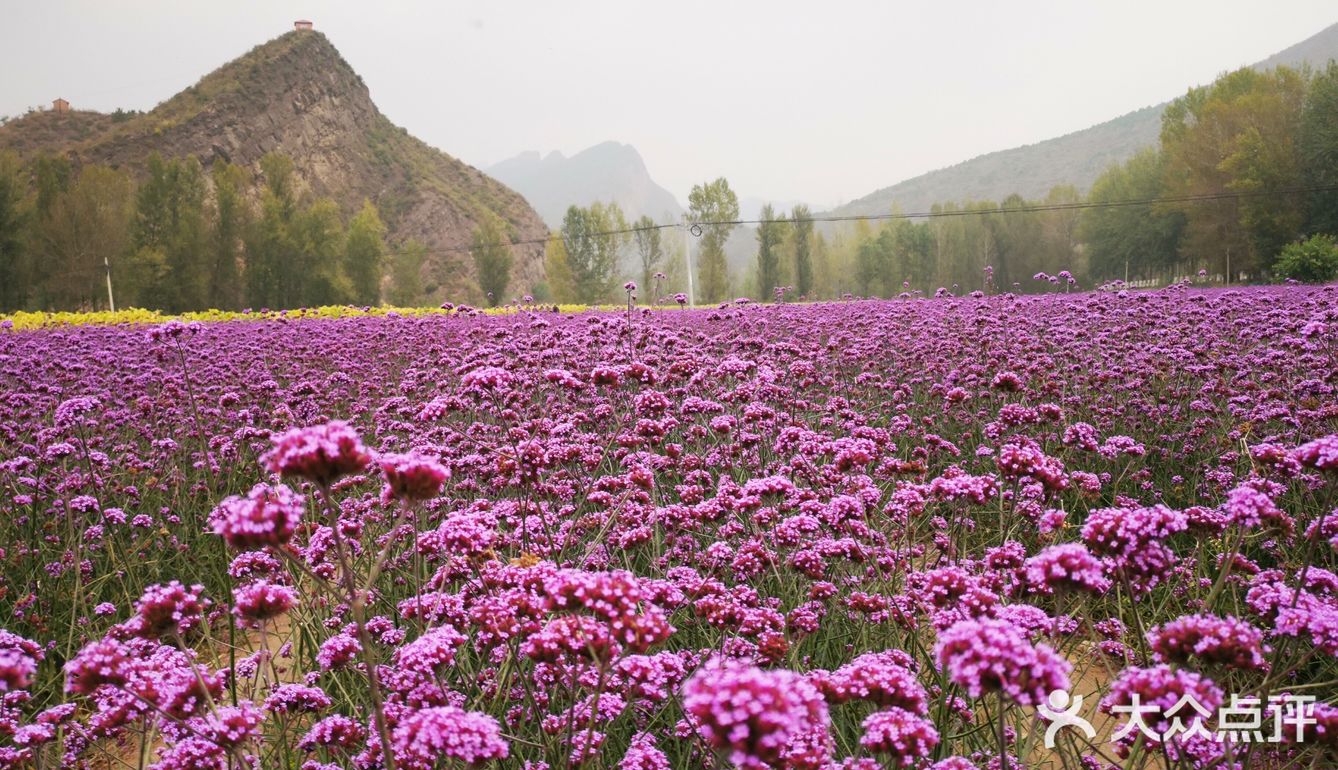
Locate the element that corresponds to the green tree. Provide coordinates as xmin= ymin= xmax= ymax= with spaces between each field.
xmin=37 ymin=165 xmax=134 ymax=310
xmin=1038 ymin=185 xmax=1082 ymax=279
xmin=32 ymin=153 xmax=71 ymax=220
xmin=209 ymin=160 xmax=249 ymax=310
xmin=1082 ymin=149 xmax=1185 ymax=282
xmin=1161 ymin=66 xmax=1307 ymax=277
xmin=0 ymin=151 xmax=30 ymax=311
xmin=983 ymin=195 xmax=1042 ymax=290
xmin=27 ymin=153 xmax=73 ymax=307
xmin=888 ymin=217 xmax=934 ymax=291
xmin=687 ymin=178 xmax=740 ymax=303
xmin=543 ymin=237 xmax=577 ymax=303
xmin=344 ymin=200 xmax=386 ymax=306
xmin=755 ymin=204 xmax=787 ymax=301
xmin=471 ymin=216 xmax=513 ymax=306
xmin=790 ymin=204 xmax=813 ymax=298
xmin=387 ymin=240 xmax=426 ymax=306
xmin=293 ymin=198 xmax=347 ymax=306
xmin=810 ymin=231 xmax=832 ymax=298
xmin=856 ymin=231 xmax=888 ymax=294
xmin=132 ymin=154 xmax=208 ymax=310
xmin=1273 ymin=233 xmax=1338 ymax=282
xmin=632 ymin=214 xmax=663 ymax=302
xmin=247 ymin=153 xmax=298 ymax=308
xmin=560 ymin=202 xmax=626 ymax=304
xmin=1301 ymin=61 xmax=1338 ymax=236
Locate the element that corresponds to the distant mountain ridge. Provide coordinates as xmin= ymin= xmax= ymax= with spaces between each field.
xmin=832 ymin=20 xmax=1338 ymax=217
xmin=0 ymin=29 xmax=549 ymax=298
xmin=487 ymin=141 xmax=683 ymax=227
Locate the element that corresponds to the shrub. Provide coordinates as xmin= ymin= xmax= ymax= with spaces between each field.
xmin=1274 ymin=233 xmax=1338 ymax=282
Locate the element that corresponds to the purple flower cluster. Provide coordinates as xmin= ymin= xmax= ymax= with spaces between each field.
xmin=391 ymin=706 xmax=509 ymax=768
xmin=934 ymin=618 xmax=1070 ymax=707
xmin=682 ymin=661 xmax=832 ymax=770
xmin=377 ymin=452 xmax=450 ymax=502
xmin=1023 ymin=543 xmax=1112 ymax=595
xmin=1293 ymin=435 xmax=1338 ymax=471
xmin=1081 ymin=504 xmax=1188 ymax=593
xmin=263 ymin=420 xmax=371 ymax=485
xmin=232 ymin=580 xmax=298 ymax=626
xmin=1100 ymin=665 xmax=1224 ymax=740
xmin=1148 ymin=613 xmax=1270 ymax=671
xmin=860 ymin=707 xmax=940 ymax=761
xmin=209 ymin=482 xmax=304 ymax=550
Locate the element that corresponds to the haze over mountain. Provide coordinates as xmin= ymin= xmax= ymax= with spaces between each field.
xmin=831 ymin=20 xmax=1338 ymax=217
xmin=486 ymin=141 xmax=683 ymax=228
xmin=0 ymin=29 xmax=549 ymax=297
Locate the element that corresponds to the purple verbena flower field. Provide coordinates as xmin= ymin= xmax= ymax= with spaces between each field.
xmin=1 ymin=286 xmax=1336 ymax=769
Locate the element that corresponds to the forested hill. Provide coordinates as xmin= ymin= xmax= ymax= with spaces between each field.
xmin=0 ymin=29 xmax=549 ymax=298
xmin=832 ymin=20 xmax=1338 ymax=217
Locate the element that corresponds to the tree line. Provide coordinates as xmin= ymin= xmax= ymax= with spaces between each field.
xmin=768 ymin=61 xmax=1338 ymax=298
xmin=543 ymin=61 xmax=1338 ymax=307
xmin=0 ymin=150 xmax=516 ymax=312
xmin=5 ymin=61 xmax=1336 ymax=313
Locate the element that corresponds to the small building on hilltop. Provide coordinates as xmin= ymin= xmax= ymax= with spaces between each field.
xmin=52 ymin=98 xmax=70 ymax=113
xmin=294 ymin=20 xmax=313 ymax=31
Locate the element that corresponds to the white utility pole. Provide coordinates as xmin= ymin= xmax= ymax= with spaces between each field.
xmin=683 ymin=224 xmax=695 ymax=306
xmin=104 ymin=256 xmax=116 ymax=312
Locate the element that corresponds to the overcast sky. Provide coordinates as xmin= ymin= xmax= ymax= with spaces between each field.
xmin=2 ymin=1 xmax=1336 ymax=208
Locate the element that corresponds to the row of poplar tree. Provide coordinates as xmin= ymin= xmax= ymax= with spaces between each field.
xmin=0 ymin=151 xmax=396 ymax=312
xmin=0 ymin=150 xmax=521 ymax=312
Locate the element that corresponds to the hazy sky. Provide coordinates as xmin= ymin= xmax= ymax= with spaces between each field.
xmin=2 ymin=1 xmax=1336 ymax=209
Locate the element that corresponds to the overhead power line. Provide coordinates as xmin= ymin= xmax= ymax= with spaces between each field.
xmin=375 ymin=182 xmax=1338 ymax=260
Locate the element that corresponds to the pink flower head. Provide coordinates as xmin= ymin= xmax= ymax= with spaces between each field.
xmin=298 ymin=714 xmax=366 ymax=751
xmin=1293 ymin=435 xmax=1338 ymax=472
xmin=202 ymin=703 xmax=265 ymax=748
xmin=860 ymin=707 xmax=940 ymax=761
xmin=392 ymin=706 xmax=510 ymax=768
xmin=1148 ymin=614 xmax=1270 ymax=671
xmin=263 ymin=420 xmax=371 ymax=485
xmin=460 ymin=366 xmax=515 ymax=391
xmin=934 ymin=618 xmax=1071 ymax=707
xmin=1100 ymin=665 xmax=1224 ymax=739
xmin=620 ymin=733 xmax=670 ymax=770
xmin=263 ymin=683 xmax=332 ymax=716
xmin=996 ymin=438 xmax=1068 ymax=492
xmin=394 ymin=624 xmax=467 ymax=676
xmin=1081 ymin=504 xmax=1188 ymax=593
xmin=316 ymin=633 xmax=362 ymax=671
xmin=682 ymin=660 xmax=832 ymax=770
xmin=1024 ymin=543 xmax=1112 ymax=595
xmin=819 ymin=649 xmax=926 ymax=713
xmin=0 ymin=630 xmax=42 ymax=692
xmin=1222 ymin=484 xmax=1293 ymax=535
xmin=64 ymin=638 xmax=131 ymax=694
xmin=209 ymin=483 xmax=304 ymax=550
xmin=129 ymin=581 xmax=209 ymax=639
xmin=233 ymin=580 xmax=298 ymax=627
xmin=377 ymin=452 xmax=449 ymax=502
